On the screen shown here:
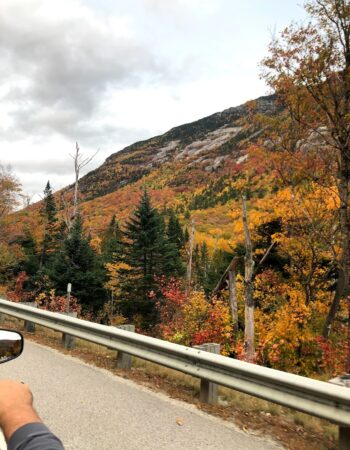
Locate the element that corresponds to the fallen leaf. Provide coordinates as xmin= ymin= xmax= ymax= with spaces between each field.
xmin=176 ymin=418 xmax=184 ymax=426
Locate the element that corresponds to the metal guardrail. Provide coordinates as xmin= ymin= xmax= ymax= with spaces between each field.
xmin=0 ymin=298 xmax=350 ymax=448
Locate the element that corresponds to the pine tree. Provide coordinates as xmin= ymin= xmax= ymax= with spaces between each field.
xmin=160 ymin=215 xmax=184 ymax=277
xmin=122 ymin=190 xmax=170 ymax=326
xmin=167 ymin=209 xmax=184 ymax=250
xmin=199 ymin=242 xmax=209 ymax=290
xmin=192 ymin=242 xmax=210 ymax=292
xmin=183 ymin=226 xmax=190 ymax=244
xmin=49 ymin=215 xmax=106 ymax=313
xmin=39 ymin=181 xmax=59 ymax=268
xmin=15 ymin=228 xmax=40 ymax=280
xmin=101 ymin=215 xmax=123 ymax=263
xmin=193 ymin=243 xmax=200 ymax=286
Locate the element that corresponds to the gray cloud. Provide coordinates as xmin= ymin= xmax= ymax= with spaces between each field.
xmin=12 ymin=160 xmax=74 ymax=177
xmin=0 ymin=0 xmax=168 ymax=142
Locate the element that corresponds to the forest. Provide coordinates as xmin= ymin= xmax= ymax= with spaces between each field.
xmin=1 ymin=0 xmax=350 ymax=379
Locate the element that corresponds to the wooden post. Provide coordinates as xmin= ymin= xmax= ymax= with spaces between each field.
xmin=61 ymin=311 xmax=77 ymax=349
xmin=114 ymin=325 xmax=135 ymax=369
xmin=194 ymin=343 xmax=220 ymax=404
xmin=22 ymin=302 xmax=37 ymax=333
xmin=339 ymin=426 xmax=350 ymax=450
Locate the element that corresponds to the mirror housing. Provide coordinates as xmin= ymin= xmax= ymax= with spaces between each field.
xmin=0 ymin=330 xmax=23 ymax=364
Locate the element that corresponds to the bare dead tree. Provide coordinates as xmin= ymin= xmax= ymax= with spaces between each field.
xmin=20 ymin=193 xmax=33 ymax=209
xmin=212 ymin=198 xmax=276 ymax=362
xmin=70 ymin=142 xmax=99 ymax=223
xmin=59 ymin=191 xmax=73 ymax=231
xmin=212 ymin=258 xmax=240 ymax=336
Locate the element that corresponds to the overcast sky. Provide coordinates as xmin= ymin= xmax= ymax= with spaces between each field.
xmin=0 ymin=0 xmax=307 ymax=202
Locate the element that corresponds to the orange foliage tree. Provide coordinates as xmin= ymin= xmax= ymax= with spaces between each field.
xmin=6 ymin=271 xmax=32 ymax=302
xmin=261 ymin=0 xmax=350 ymax=370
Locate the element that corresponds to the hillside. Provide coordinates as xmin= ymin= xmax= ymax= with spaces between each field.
xmin=7 ymin=94 xmax=278 ymax=247
xmin=78 ymin=94 xmax=277 ymax=200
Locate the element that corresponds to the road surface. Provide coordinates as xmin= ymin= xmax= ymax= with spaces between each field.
xmin=0 ymin=341 xmax=283 ymax=450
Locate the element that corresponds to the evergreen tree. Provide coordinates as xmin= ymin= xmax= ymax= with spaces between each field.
xmin=15 ymin=228 xmax=39 ymax=278
xmin=101 ymin=215 xmax=123 ymax=263
xmin=183 ymin=227 xmax=190 ymax=244
xmin=49 ymin=215 xmax=106 ymax=313
xmin=160 ymin=215 xmax=184 ymax=277
xmin=193 ymin=243 xmax=200 ymax=286
xmin=192 ymin=242 xmax=210 ymax=292
xmin=39 ymin=181 xmax=59 ymax=268
xmin=122 ymin=190 xmax=171 ymax=326
xmin=167 ymin=209 xmax=184 ymax=250
xmin=198 ymin=242 xmax=209 ymax=289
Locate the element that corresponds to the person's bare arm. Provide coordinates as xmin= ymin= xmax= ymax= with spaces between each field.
xmin=0 ymin=380 xmax=41 ymax=441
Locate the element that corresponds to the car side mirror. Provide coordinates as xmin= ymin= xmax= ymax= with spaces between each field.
xmin=0 ymin=330 xmax=23 ymax=364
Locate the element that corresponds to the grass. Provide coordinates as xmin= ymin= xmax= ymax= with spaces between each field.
xmin=0 ymin=315 xmax=338 ymax=450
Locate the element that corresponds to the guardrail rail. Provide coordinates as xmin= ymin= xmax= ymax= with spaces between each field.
xmin=0 ymin=298 xmax=349 ymax=449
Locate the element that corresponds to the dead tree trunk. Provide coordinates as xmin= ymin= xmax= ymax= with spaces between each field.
xmin=211 ymin=197 xmax=275 ymax=353
xmin=242 ymin=195 xmax=255 ymax=363
xmin=68 ymin=142 xmax=98 ymax=230
xmin=212 ymin=257 xmax=240 ymax=335
xmin=228 ymin=268 xmax=239 ymax=335
xmin=73 ymin=142 xmax=80 ymax=221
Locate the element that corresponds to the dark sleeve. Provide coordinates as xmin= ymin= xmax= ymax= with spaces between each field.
xmin=7 ymin=423 xmax=65 ymax=450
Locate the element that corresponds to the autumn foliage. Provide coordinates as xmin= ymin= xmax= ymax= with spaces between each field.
xmin=156 ymin=279 xmax=234 ymax=356
xmin=6 ymin=271 xmax=32 ymax=303
xmin=35 ymin=290 xmax=80 ymax=314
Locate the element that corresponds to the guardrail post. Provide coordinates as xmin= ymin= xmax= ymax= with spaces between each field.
xmin=60 ymin=312 xmax=77 ymax=349
xmin=22 ymin=302 xmax=37 ymax=333
xmin=114 ymin=325 xmax=135 ymax=370
xmin=339 ymin=426 xmax=350 ymax=449
xmin=194 ymin=343 xmax=220 ymax=404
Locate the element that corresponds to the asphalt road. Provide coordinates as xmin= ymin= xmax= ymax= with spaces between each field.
xmin=0 ymin=341 xmax=283 ymax=450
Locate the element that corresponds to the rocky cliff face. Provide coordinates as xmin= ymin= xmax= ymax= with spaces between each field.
xmin=78 ymin=94 xmax=277 ymax=201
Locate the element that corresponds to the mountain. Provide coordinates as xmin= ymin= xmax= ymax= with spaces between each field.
xmin=8 ymin=94 xmax=278 ymax=249
xmin=78 ymin=94 xmax=277 ymax=201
